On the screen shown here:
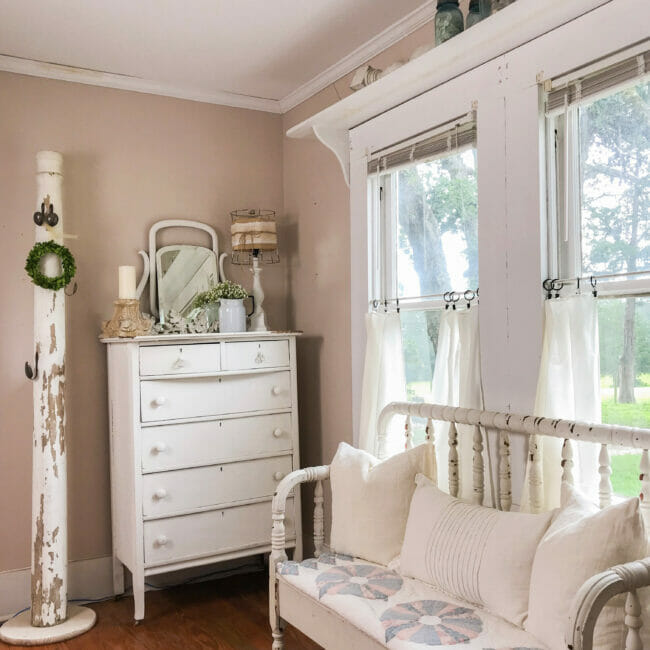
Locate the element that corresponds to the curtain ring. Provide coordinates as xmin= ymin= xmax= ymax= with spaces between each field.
xmin=551 ymin=278 xmax=563 ymax=298
xmin=542 ymin=278 xmax=554 ymax=300
xmin=444 ymin=291 xmax=451 ymax=310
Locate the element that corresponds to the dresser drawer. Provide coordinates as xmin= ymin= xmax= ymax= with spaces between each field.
xmin=142 ymin=456 xmax=293 ymax=517
xmin=222 ymin=340 xmax=289 ymax=371
xmin=144 ymin=498 xmax=295 ymax=566
xmin=141 ymin=413 xmax=293 ymax=472
xmin=140 ymin=371 xmax=291 ymax=422
xmin=140 ymin=344 xmax=220 ymax=376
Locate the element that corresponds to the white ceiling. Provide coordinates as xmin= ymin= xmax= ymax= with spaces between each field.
xmin=0 ymin=0 xmax=432 ymax=112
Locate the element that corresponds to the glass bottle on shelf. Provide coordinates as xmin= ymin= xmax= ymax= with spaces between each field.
xmin=468 ymin=0 xmax=492 ymax=27
xmin=492 ymin=0 xmax=516 ymax=13
xmin=435 ymin=0 xmax=464 ymax=46
xmin=466 ymin=0 xmax=481 ymax=28
xmin=480 ymin=0 xmax=492 ymax=19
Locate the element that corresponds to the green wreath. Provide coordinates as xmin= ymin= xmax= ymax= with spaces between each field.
xmin=25 ymin=241 xmax=76 ymax=291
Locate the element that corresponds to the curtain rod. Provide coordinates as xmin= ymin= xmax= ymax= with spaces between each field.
xmin=543 ymin=270 xmax=650 ymax=299
xmin=370 ymin=288 xmax=479 ymax=311
xmin=542 ymin=269 xmax=650 ymax=293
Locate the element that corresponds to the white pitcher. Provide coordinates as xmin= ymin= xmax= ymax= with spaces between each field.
xmin=218 ymin=298 xmax=246 ymax=332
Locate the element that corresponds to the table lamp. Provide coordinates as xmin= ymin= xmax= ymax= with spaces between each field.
xmin=230 ymin=209 xmax=279 ymax=331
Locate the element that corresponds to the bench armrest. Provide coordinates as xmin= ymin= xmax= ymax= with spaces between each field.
xmin=271 ymin=465 xmax=331 ymax=568
xmin=567 ymin=557 xmax=650 ymax=650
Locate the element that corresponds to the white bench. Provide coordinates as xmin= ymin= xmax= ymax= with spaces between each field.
xmin=269 ymin=402 xmax=650 ymax=649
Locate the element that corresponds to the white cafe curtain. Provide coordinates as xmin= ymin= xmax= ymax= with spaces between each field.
xmin=522 ymin=294 xmax=600 ymax=511
xmin=359 ymin=311 xmax=406 ymax=457
xmin=431 ymin=307 xmax=484 ymax=501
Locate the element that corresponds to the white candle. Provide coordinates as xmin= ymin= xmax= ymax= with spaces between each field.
xmin=118 ymin=265 xmax=136 ymax=300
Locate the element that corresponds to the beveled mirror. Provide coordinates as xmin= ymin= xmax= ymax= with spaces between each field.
xmin=156 ymin=245 xmax=218 ymax=318
xmin=145 ymin=219 xmax=227 ymax=321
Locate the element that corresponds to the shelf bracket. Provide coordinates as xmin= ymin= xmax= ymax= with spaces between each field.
xmin=312 ymin=124 xmax=350 ymax=187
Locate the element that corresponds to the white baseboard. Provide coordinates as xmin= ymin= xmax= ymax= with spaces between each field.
xmin=0 ymin=556 xmax=114 ymax=623
xmin=0 ymin=554 xmax=265 ymax=623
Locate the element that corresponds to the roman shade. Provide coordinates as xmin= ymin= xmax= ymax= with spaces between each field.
xmin=546 ymin=48 xmax=650 ymax=116
xmin=367 ymin=118 xmax=476 ymax=174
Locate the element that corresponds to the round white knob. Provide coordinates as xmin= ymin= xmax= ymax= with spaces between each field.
xmin=173 ymin=355 xmax=186 ymax=369
xmin=273 ymin=472 xmax=285 ymax=481
xmin=255 ymin=352 xmax=265 ymax=364
xmin=155 ymin=535 xmax=169 ymax=546
xmin=153 ymin=488 xmax=168 ymax=500
xmin=272 ymin=428 xmax=283 ymax=439
xmin=272 ymin=386 xmax=282 ymax=396
xmin=152 ymin=442 xmax=168 ymax=453
xmin=153 ymin=396 xmax=167 ymax=407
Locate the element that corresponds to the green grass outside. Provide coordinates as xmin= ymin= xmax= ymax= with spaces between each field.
xmin=611 ymin=453 xmax=642 ymax=498
xmin=602 ymin=397 xmax=650 ymax=428
xmin=406 ymin=380 xmax=647 ymax=498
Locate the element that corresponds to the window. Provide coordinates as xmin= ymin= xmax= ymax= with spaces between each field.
xmin=368 ymin=119 xmax=479 ymax=439
xmin=548 ymin=50 xmax=650 ymax=496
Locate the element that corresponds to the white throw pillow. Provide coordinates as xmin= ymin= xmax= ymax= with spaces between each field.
xmin=400 ymin=474 xmax=554 ymax=628
xmin=329 ymin=442 xmax=436 ymax=566
xmin=526 ymin=483 xmax=646 ymax=650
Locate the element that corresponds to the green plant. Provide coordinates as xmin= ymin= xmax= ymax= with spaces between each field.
xmin=193 ymin=281 xmax=248 ymax=308
xmin=25 ymin=240 xmax=76 ymax=291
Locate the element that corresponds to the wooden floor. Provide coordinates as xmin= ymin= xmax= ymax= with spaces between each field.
xmin=0 ymin=572 xmax=321 ymax=650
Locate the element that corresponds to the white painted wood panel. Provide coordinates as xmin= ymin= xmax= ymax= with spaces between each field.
xmin=139 ymin=343 xmax=220 ymax=376
xmin=142 ymin=456 xmax=293 ymax=517
xmin=141 ymin=413 xmax=293 ymax=472
xmin=222 ymin=340 xmax=290 ymax=370
xmin=140 ymin=371 xmax=292 ymax=422
xmin=143 ymin=499 xmax=296 ymax=567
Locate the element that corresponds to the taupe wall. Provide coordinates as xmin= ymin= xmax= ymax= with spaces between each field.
xmin=0 ymin=72 xmax=284 ymax=571
xmin=0 ymin=9 xmax=464 ymax=572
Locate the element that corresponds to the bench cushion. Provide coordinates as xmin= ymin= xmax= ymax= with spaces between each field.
xmin=277 ymin=553 xmax=546 ymax=649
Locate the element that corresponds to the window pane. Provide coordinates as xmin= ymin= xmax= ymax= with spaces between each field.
xmin=599 ymin=296 xmax=650 ymax=497
xmin=580 ymin=80 xmax=650 ymax=276
xmin=396 ymin=149 xmax=478 ymax=297
xmin=401 ymin=309 xmax=441 ymax=445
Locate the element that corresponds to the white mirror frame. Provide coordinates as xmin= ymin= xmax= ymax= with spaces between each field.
xmin=146 ymin=219 xmax=226 ymax=318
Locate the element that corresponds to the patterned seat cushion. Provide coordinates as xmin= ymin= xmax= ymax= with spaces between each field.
xmin=278 ymin=554 xmax=547 ymax=649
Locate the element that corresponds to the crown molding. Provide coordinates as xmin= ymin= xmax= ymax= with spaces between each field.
xmin=0 ymin=54 xmax=282 ymax=113
xmin=278 ymin=0 xmax=435 ymax=113
xmin=0 ymin=2 xmax=436 ymax=115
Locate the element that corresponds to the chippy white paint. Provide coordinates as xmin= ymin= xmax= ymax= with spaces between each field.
xmin=270 ymin=401 xmax=650 ymax=650
xmin=31 ymin=152 xmax=67 ymax=628
xmin=0 ymin=152 xmax=95 ymax=645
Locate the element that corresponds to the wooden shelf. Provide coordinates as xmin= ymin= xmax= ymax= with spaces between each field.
xmin=286 ymin=0 xmax=610 ymax=185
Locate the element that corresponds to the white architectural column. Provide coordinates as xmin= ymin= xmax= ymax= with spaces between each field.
xmin=0 ymin=151 xmax=95 ymax=645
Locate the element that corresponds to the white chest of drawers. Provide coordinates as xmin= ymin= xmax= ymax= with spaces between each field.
xmin=103 ymin=332 xmax=302 ymax=621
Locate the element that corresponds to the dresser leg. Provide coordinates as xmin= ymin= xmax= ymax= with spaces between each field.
xmin=133 ymin=573 xmax=145 ymax=622
xmin=112 ymin=556 xmax=125 ymax=596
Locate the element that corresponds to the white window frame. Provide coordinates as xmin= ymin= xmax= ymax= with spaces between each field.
xmin=367 ymin=123 xmax=479 ymax=315
xmin=349 ymin=1 xmax=647 ymax=454
xmin=547 ymin=45 xmax=650 ymax=299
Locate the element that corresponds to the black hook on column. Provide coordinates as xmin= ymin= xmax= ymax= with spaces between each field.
xmin=25 ymin=350 xmax=39 ymax=380
xmin=33 ymin=203 xmax=59 ymax=227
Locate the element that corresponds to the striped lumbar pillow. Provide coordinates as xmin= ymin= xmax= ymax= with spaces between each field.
xmin=400 ymin=474 xmax=553 ymax=628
